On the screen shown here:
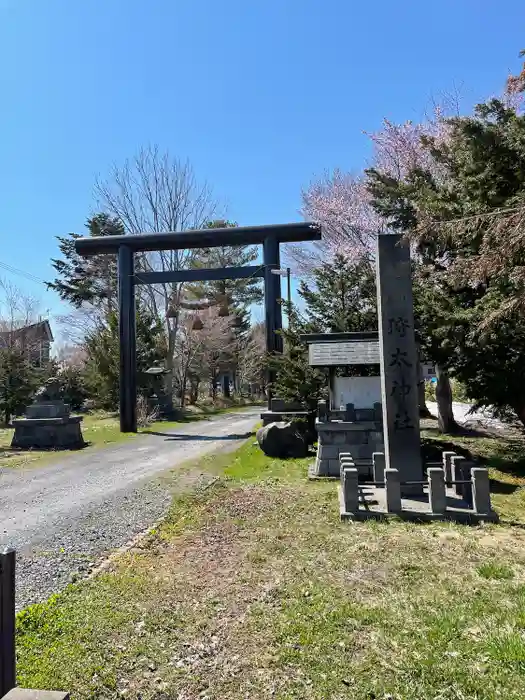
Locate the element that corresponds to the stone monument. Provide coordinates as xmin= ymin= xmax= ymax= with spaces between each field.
xmin=376 ymin=233 xmax=423 ymax=494
xmin=302 ymin=332 xmax=384 ymax=478
xmin=11 ymin=378 xmax=84 ymax=449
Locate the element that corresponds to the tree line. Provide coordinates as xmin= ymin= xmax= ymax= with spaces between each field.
xmin=2 ymin=52 xmax=525 ymax=431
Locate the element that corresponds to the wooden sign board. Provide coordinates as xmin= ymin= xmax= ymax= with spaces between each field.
xmin=308 ymin=340 xmax=380 ymax=366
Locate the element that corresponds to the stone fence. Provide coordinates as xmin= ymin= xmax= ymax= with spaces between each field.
xmin=339 ymin=451 xmax=497 ymax=523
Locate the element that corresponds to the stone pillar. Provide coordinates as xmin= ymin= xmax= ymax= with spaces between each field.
xmin=376 ymin=233 xmax=422 ymax=494
xmin=427 ymin=468 xmax=447 ymax=514
xmin=471 ymin=468 xmax=491 ymax=515
xmin=339 ymin=454 xmax=354 ymax=482
xmin=442 ymin=451 xmax=456 ymax=483
xmin=450 ymin=455 xmax=467 ymax=498
xmin=342 ymin=468 xmax=359 ymax=514
xmin=372 ymin=452 xmax=385 ymax=483
xmin=385 ymin=468 xmax=402 ymax=513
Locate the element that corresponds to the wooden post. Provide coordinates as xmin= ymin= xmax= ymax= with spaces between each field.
xmin=0 ymin=547 xmax=16 ymax=697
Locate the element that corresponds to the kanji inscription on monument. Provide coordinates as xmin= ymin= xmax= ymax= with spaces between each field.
xmin=376 ymin=233 xmax=422 ymax=494
xmin=308 ymin=340 xmax=380 ymax=366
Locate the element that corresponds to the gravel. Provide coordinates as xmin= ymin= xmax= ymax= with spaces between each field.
xmin=0 ymin=409 xmax=260 ymax=610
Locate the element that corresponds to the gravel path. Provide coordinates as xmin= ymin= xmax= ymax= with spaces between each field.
xmin=0 ymin=409 xmax=260 ymax=610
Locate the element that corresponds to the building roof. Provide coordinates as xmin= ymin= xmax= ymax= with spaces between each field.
xmin=0 ymin=319 xmax=54 ymax=343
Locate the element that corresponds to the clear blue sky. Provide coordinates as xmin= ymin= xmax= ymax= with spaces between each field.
xmin=0 ymin=0 xmax=523 ymax=320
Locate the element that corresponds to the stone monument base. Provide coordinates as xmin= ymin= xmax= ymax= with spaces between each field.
xmin=313 ymin=419 xmax=384 ymax=478
xmin=11 ymin=415 xmax=84 ymax=449
xmin=11 ymin=398 xmax=85 ymax=450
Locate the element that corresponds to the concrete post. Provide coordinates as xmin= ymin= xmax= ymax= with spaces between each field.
xmin=385 ymin=468 xmax=402 ymax=513
xmin=427 ymin=468 xmax=447 ymax=514
xmin=471 ymin=468 xmax=491 ymax=515
xmin=442 ymin=451 xmax=456 ymax=483
xmin=450 ymin=455 xmax=466 ymax=497
xmin=372 ymin=452 xmax=385 ymax=484
xmin=343 ymin=467 xmax=359 ymax=514
xmin=376 ymin=233 xmax=423 ymax=495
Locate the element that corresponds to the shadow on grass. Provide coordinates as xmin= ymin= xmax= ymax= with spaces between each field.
xmin=422 ymin=428 xmax=525 ymax=481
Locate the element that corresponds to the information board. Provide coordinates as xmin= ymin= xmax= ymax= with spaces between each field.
xmin=308 ymin=340 xmax=380 ymax=366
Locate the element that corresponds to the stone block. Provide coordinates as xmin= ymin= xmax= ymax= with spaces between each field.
xmin=25 ymin=401 xmax=70 ymax=419
xmin=356 ymin=408 xmax=375 ymax=422
xmin=372 ymin=452 xmax=385 ymax=483
xmin=314 ymin=458 xmax=330 ymax=476
xmin=428 ymin=468 xmax=446 ymax=514
xmin=317 ymin=400 xmax=328 ymax=422
xmin=471 ymin=468 xmax=491 ymax=515
xmin=344 ymin=403 xmax=356 ymax=422
xmin=1 ymin=691 xmax=70 ymax=700
xmin=342 ymin=468 xmax=359 ymax=514
xmin=318 ymin=444 xmax=339 ymax=460
xmin=271 ymin=398 xmax=303 ymax=412
xmin=385 ymin=468 xmax=402 ymax=513
xmin=442 ymin=451 xmax=456 ymax=483
xmin=329 ymin=459 xmax=342 ymax=473
xmin=11 ymin=417 xmax=84 ymax=450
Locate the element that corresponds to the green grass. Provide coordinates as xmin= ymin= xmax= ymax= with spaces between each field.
xmin=15 ymin=436 xmax=525 ymax=699
xmin=0 ymin=402 xmax=261 ymax=470
xmin=477 ymin=562 xmax=515 ymax=580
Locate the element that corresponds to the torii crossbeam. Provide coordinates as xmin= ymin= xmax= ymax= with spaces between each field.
xmin=75 ymin=222 xmax=322 ymax=432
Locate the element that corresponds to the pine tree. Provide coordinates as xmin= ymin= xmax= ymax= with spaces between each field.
xmin=0 ymin=347 xmax=37 ymax=425
xmin=367 ymin=94 xmax=525 ymax=427
xmin=48 ymin=213 xmax=124 ymax=312
xmin=272 ymin=255 xmax=378 ymax=406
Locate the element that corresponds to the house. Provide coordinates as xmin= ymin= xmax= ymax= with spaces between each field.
xmin=0 ymin=319 xmax=54 ymax=367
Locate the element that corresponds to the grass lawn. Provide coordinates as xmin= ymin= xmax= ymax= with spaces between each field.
xmin=15 ymin=425 xmax=525 ymax=700
xmin=0 ymin=402 xmax=261 ymax=470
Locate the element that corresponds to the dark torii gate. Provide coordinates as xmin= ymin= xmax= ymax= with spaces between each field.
xmin=75 ymin=222 xmax=321 ymax=432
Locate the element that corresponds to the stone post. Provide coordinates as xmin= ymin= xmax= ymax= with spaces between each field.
xmin=427 ymin=468 xmax=447 ymax=514
xmin=342 ymin=468 xmax=359 ymax=514
xmin=339 ymin=454 xmax=354 ymax=483
xmin=385 ymin=468 xmax=402 ymax=513
xmin=376 ymin=233 xmax=423 ymax=495
xmin=372 ymin=452 xmax=385 ymax=484
xmin=442 ymin=451 xmax=456 ymax=483
xmin=471 ymin=468 xmax=492 ymax=515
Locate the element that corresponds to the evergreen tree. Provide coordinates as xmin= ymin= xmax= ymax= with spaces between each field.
xmin=0 ymin=347 xmax=37 ymax=424
xmin=272 ymin=255 xmax=378 ymax=406
xmin=367 ymin=94 xmax=525 ymax=426
xmin=298 ymin=254 xmax=377 ymax=333
xmin=48 ymin=213 xmax=124 ymax=312
xmin=84 ymin=309 xmax=166 ymax=409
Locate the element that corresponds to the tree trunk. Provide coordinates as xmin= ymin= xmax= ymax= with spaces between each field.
xmin=435 ymin=365 xmax=459 ymax=434
xmin=418 ymin=380 xmax=432 ymax=418
xmin=223 ymin=374 xmax=231 ymax=399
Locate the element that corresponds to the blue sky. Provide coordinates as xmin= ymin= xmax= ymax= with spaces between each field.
xmin=0 ymin=0 xmax=524 ymax=322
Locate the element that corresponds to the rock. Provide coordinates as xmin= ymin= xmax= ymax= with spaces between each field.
xmin=256 ymin=421 xmax=308 ymax=459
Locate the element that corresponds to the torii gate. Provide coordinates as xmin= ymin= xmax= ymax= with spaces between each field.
xmin=75 ymin=222 xmax=322 ymax=432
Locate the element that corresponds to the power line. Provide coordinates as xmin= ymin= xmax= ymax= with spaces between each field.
xmin=0 ymin=260 xmax=48 ymax=286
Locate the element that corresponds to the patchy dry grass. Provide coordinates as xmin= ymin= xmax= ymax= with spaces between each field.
xmin=15 ymin=436 xmax=525 ymax=699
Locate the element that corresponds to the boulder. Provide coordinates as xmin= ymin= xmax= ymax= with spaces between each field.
xmin=256 ymin=421 xmax=308 ymax=459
